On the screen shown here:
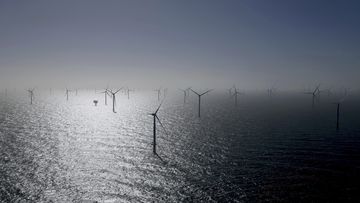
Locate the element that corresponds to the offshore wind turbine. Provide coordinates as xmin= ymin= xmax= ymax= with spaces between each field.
xmin=267 ymin=82 xmax=278 ymax=98
xmin=108 ymin=88 xmax=123 ymax=113
xmin=227 ymin=84 xmax=236 ymax=96
xmin=126 ymin=88 xmax=134 ymax=99
xmin=149 ymin=101 xmax=167 ymax=155
xmin=334 ymin=97 xmax=346 ymax=130
xmin=179 ymin=87 xmax=191 ymax=104
xmin=27 ymin=88 xmax=35 ymax=104
xmin=154 ymin=88 xmax=162 ymax=101
xmin=100 ymin=89 xmax=110 ymax=105
xmin=190 ymin=88 xmax=213 ymax=118
xmin=232 ymin=87 xmax=243 ymax=106
xmin=304 ymin=84 xmax=321 ymax=107
xmin=65 ymin=88 xmax=72 ymax=101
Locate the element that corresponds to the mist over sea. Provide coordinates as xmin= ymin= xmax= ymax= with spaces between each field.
xmin=1 ymin=90 xmax=359 ymax=202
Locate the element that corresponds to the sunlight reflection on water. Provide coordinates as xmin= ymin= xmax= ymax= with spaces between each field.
xmin=0 ymin=91 xmax=360 ymax=202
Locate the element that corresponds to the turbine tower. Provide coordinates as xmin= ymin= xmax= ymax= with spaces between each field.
xmin=100 ymin=89 xmax=110 ymax=105
xmin=334 ymin=97 xmax=346 ymax=130
xmin=27 ymin=88 xmax=35 ymax=105
xmin=109 ymin=88 xmax=123 ymax=113
xmin=154 ymin=88 xmax=162 ymax=101
xmin=304 ymin=84 xmax=321 ymax=107
xmin=179 ymin=87 xmax=191 ymax=104
xmin=65 ymin=88 xmax=72 ymax=101
xmin=233 ymin=87 xmax=243 ymax=106
xmin=149 ymin=101 xmax=167 ymax=154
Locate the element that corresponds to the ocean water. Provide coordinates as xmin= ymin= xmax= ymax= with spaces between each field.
xmin=0 ymin=90 xmax=359 ymax=202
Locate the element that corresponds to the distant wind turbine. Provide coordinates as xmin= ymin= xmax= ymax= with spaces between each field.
xmin=304 ymin=84 xmax=321 ymax=107
xmin=190 ymin=88 xmax=213 ymax=117
xmin=149 ymin=100 xmax=167 ymax=154
xmin=27 ymin=88 xmax=35 ymax=104
xmin=100 ymin=89 xmax=110 ymax=105
xmin=233 ymin=87 xmax=243 ymax=106
xmin=154 ymin=88 xmax=162 ymax=101
xmin=109 ymin=88 xmax=123 ymax=113
xmin=65 ymin=88 xmax=72 ymax=101
xmin=334 ymin=97 xmax=346 ymax=131
xmin=179 ymin=87 xmax=191 ymax=104
xmin=126 ymin=88 xmax=134 ymax=99
xmin=267 ymin=82 xmax=278 ymax=98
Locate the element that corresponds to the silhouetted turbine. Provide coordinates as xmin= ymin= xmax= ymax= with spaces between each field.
xmin=190 ymin=89 xmax=213 ymax=118
xmin=100 ymin=89 xmax=110 ymax=105
xmin=27 ymin=88 xmax=35 ymax=104
xmin=126 ymin=88 xmax=134 ymax=99
xmin=149 ymin=100 xmax=167 ymax=154
xmin=179 ymin=87 xmax=191 ymax=104
xmin=65 ymin=88 xmax=72 ymax=101
xmin=334 ymin=97 xmax=346 ymax=130
xmin=233 ymin=87 xmax=243 ymax=106
xmin=154 ymin=88 xmax=162 ymax=101
xmin=304 ymin=84 xmax=321 ymax=107
xmin=109 ymin=88 xmax=123 ymax=113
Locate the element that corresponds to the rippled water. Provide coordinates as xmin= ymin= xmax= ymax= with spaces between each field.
xmin=0 ymin=90 xmax=359 ymax=202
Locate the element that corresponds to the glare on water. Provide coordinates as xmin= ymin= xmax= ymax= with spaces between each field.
xmin=0 ymin=90 xmax=360 ymax=202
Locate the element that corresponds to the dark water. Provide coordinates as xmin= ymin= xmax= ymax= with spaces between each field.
xmin=0 ymin=91 xmax=359 ymax=202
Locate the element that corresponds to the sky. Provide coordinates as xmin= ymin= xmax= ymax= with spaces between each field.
xmin=0 ymin=0 xmax=359 ymax=89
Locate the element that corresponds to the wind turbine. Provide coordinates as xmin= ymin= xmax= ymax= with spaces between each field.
xmin=304 ymin=84 xmax=321 ymax=107
xmin=154 ymin=88 xmax=162 ymax=101
xmin=334 ymin=97 xmax=346 ymax=131
xmin=267 ymin=82 xmax=278 ymax=98
xmin=108 ymin=88 xmax=123 ymax=113
xmin=179 ymin=87 xmax=191 ymax=104
xmin=65 ymin=88 xmax=72 ymax=101
xmin=100 ymin=89 xmax=110 ymax=105
xmin=149 ymin=101 xmax=167 ymax=155
xmin=126 ymin=88 xmax=134 ymax=99
xmin=190 ymin=88 xmax=213 ymax=118
xmin=233 ymin=87 xmax=243 ymax=106
xmin=27 ymin=88 xmax=35 ymax=104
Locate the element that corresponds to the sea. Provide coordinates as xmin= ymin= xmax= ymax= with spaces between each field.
xmin=0 ymin=89 xmax=359 ymax=202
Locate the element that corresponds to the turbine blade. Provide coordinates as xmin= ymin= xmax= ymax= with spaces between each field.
xmin=313 ymin=84 xmax=321 ymax=94
xmin=156 ymin=115 xmax=168 ymax=136
xmin=190 ymin=89 xmax=200 ymax=96
xmin=114 ymin=88 xmax=123 ymax=94
xmin=155 ymin=100 xmax=164 ymax=114
xmin=201 ymin=89 xmax=213 ymax=96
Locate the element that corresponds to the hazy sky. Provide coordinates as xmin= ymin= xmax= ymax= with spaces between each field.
xmin=0 ymin=0 xmax=359 ymax=89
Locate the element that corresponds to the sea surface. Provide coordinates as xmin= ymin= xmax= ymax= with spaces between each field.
xmin=0 ymin=90 xmax=359 ymax=202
